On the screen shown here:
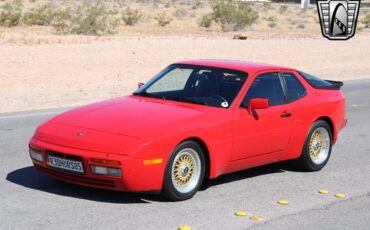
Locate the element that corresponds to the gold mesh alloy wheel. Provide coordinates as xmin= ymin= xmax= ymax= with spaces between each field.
xmin=171 ymin=148 xmax=201 ymax=194
xmin=309 ymin=127 xmax=330 ymax=165
xmin=173 ymin=154 xmax=195 ymax=186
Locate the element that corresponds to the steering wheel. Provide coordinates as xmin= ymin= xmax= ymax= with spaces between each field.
xmin=211 ymin=95 xmax=228 ymax=105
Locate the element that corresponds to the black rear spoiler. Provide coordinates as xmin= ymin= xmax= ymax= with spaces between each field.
xmin=312 ymin=80 xmax=344 ymax=90
xmin=297 ymin=71 xmax=344 ymax=90
xmin=323 ymin=80 xmax=344 ymax=90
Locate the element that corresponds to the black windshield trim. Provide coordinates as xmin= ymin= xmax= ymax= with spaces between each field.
xmin=133 ymin=64 xmax=248 ymax=109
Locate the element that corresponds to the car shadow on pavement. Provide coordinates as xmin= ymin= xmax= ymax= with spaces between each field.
xmin=200 ymin=161 xmax=294 ymax=191
xmin=7 ymin=162 xmax=301 ymax=203
xmin=6 ymin=166 xmax=164 ymax=204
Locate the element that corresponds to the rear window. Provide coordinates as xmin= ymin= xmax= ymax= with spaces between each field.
xmin=298 ymin=71 xmax=332 ymax=88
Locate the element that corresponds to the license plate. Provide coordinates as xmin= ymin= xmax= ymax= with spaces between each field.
xmin=47 ymin=155 xmax=84 ymax=174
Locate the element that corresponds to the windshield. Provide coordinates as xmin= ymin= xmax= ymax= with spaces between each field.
xmin=133 ymin=64 xmax=248 ymax=108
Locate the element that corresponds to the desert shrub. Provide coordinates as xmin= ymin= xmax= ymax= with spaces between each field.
xmin=122 ymin=7 xmax=142 ymax=26
xmin=267 ymin=16 xmax=276 ymax=22
xmin=268 ymin=21 xmax=277 ymax=28
xmin=362 ymin=14 xmax=370 ymax=28
xmin=192 ymin=0 xmax=202 ymax=10
xmin=164 ymin=2 xmax=171 ymax=8
xmin=155 ymin=12 xmax=172 ymax=27
xmin=210 ymin=0 xmax=258 ymax=32
xmin=297 ymin=23 xmax=305 ymax=29
xmin=0 ymin=0 xmax=23 ymax=27
xmin=52 ymin=2 xmax=120 ymax=35
xmin=298 ymin=8 xmax=308 ymax=16
xmin=174 ymin=8 xmax=187 ymax=19
xmin=198 ymin=14 xmax=213 ymax=28
xmin=23 ymin=4 xmax=53 ymax=26
xmin=279 ymin=5 xmax=288 ymax=14
xmin=263 ymin=2 xmax=273 ymax=10
xmin=51 ymin=7 xmax=72 ymax=34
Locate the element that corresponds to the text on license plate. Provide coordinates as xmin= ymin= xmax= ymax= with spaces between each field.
xmin=47 ymin=155 xmax=84 ymax=173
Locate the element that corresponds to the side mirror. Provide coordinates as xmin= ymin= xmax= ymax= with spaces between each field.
xmin=137 ymin=82 xmax=144 ymax=89
xmin=247 ymin=98 xmax=269 ymax=113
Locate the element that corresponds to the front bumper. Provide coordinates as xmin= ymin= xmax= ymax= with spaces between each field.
xmin=29 ymin=138 xmax=165 ymax=192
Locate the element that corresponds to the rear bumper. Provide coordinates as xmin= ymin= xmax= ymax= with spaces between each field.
xmin=29 ymin=138 xmax=165 ymax=192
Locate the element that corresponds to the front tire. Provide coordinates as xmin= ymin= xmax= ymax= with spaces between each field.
xmin=297 ymin=120 xmax=333 ymax=171
xmin=162 ymin=141 xmax=205 ymax=201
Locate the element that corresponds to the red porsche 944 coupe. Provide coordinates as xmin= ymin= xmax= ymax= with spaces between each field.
xmin=29 ymin=60 xmax=346 ymax=200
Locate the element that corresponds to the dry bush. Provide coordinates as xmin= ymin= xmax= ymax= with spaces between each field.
xmin=279 ymin=5 xmax=288 ymax=14
xmin=52 ymin=7 xmax=72 ymax=34
xmin=155 ymin=12 xmax=172 ymax=27
xmin=211 ymin=0 xmax=258 ymax=32
xmin=122 ymin=7 xmax=142 ymax=26
xmin=164 ymin=2 xmax=171 ymax=8
xmin=52 ymin=2 xmax=120 ymax=35
xmin=192 ymin=0 xmax=203 ymax=10
xmin=267 ymin=16 xmax=276 ymax=22
xmin=198 ymin=14 xmax=213 ymax=28
xmin=362 ymin=14 xmax=370 ymax=28
xmin=23 ymin=4 xmax=53 ymax=26
xmin=0 ymin=0 xmax=22 ymax=27
xmin=297 ymin=23 xmax=305 ymax=29
xmin=174 ymin=8 xmax=187 ymax=19
xmin=262 ymin=2 xmax=273 ymax=10
xmin=268 ymin=21 xmax=277 ymax=28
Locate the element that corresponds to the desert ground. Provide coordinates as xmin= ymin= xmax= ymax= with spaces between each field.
xmin=0 ymin=1 xmax=370 ymax=113
xmin=1 ymin=35 xmax=370 ymax=113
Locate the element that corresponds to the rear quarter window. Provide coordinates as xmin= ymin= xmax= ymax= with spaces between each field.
xmin=298 ymin=71 xmax=333 ymax=88
xmin=282 ymin=73 xmax=307 ymax=102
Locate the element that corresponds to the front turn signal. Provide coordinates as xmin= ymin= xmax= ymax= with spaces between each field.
xmin=143 ymin=158 xmax=163 ymax=165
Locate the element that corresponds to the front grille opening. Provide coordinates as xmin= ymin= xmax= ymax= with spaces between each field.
xmin=46 ymin=150 xmax=83 ymax=161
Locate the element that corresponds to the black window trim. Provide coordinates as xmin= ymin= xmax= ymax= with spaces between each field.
xmin=280 ymin=71 xmax=307 ymax=103
xmin=240 ymin=71 xmax=287 ymax=108
xmin=134 ymin=63 xmax=249 ymax=109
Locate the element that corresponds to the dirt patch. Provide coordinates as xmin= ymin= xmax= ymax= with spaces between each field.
xmin=1 ymin=35 xmax=369 ymax=113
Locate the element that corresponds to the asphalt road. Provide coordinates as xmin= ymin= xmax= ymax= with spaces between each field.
xmin=1 ymin=80 xmax=370 ymax=230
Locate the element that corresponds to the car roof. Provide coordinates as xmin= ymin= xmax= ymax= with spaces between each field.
xmin=175 ymin=59 xmax=295 ymax=74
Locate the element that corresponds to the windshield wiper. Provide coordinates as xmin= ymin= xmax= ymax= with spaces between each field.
xmin=170 ymin=97 xmax=208 ymax=106
xmin=133 ymin=92 xmax=167 ymax=100
xmin=133 ymin=91 xmax=148 ymax=96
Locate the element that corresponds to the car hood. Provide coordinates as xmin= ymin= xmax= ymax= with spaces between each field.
xmin=50 ymin=95 xmax=206 ymax=138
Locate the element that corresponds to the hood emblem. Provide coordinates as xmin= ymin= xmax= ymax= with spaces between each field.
xmin=77 ymin=130 xmax=85 ymax=136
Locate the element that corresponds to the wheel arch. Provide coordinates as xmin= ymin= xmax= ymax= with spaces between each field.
xmin=181 ymin=137 xmax=211 ymax=179
xmin=315 ymin=116 xmax=335 ymax=142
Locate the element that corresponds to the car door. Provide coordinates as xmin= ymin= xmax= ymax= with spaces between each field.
xmin=231 ymin=71 xmax=293 ymax=161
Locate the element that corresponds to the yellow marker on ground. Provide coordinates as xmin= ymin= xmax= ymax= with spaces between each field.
xmin=319 ymin=189 xmax=330 ymax=194
xmin=235 ymin=211 xmax=247 ymax=216
xmin=335 ymin=193 xmax=346 ymax=198
xmin=352 ymin=104 xmax=359 ymax=107
xmin=250 ymin=215 xmax=263 ymax=221
xmin=178 ymin=226 xmax=192 ymax=230
xmin=277 ymin=199 xmax=289 ymax=205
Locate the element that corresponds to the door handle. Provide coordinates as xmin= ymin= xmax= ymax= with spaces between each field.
xmin=280 ymin=112 xmax=292 ymax=118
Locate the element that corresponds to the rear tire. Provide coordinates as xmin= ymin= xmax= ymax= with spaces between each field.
xmin=162 ymin=141 xmax=205 ymax=201
xmin=296 ymin=120 xmax=332 ymax=171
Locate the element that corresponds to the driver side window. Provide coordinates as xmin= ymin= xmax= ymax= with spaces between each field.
xmin=242 ymin=72 xmax=285 ymax=107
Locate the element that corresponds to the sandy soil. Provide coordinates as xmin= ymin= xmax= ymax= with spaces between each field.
xmin=1 ymin=34 xmax=370 ymax=113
